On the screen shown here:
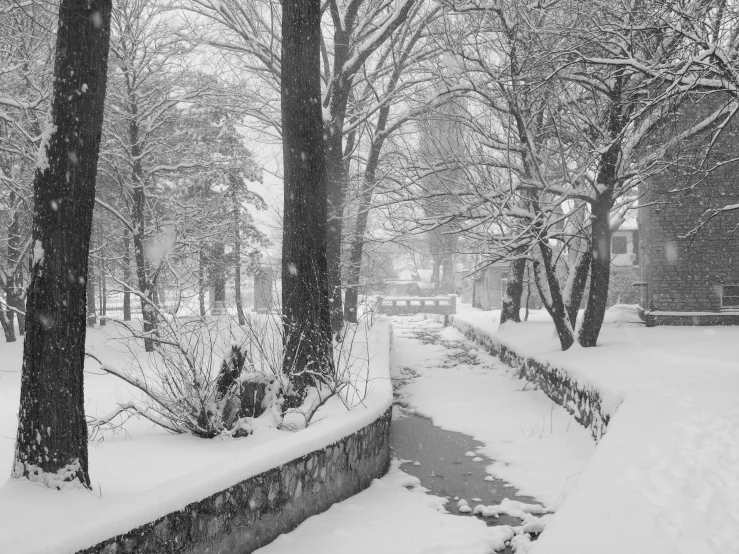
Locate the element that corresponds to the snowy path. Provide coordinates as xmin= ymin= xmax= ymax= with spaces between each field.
xmin=255 ymin=315 xmax=595 ymax=554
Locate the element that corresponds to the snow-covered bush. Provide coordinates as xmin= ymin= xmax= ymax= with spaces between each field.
xmin=88 ymin=313 xmax=288 ymax=439
xmin=87 ymin=308 xmax=375 ymax=438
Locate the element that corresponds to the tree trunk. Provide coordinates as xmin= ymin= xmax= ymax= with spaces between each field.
xmin=126 ymin=67 xmax=156 ymax=349
xmin=130 ymin=136 xmax=156 ymax=349
xmin=122 ymin=229 xmax=131 ymax=321
xmin=564 ymin=248 xmax=591 ymax=329
xmin=325 ymin=119 xmax=347 ymax=334
xmin=0 ymin=307 xmax=15 ymax=342
xmin=524 ymin=262 xmax=531 ymax=321
xmin=86 ymin=256 xmax=96 ymax=327
xmin=431 ymin=255 xmax=441 ymax=283
xmin=578 ymin=199 xmax=612 ymax=347
xmin=232 ymin=186 xmax=246 ymax=325
xmin=500 ymin=257 xmax=526 ymax=324
xmin=281 ymin=0 xmax=335 ymax=401
xmin=13 ymin=0 xmax=111 ymax=489
xmin=344 ymin=132 xmax=385 ymax=323
xmin=440 ymin=250 xmax=456 ymax=293
xmin=323 ymin=27 xmax=356 ymax=336
xmin=212 ymin=241 xmax=226 ymax=312
xmin=5 ymin=191 xmax=20 ymax=340
xmin=532 ymin=240 xmax=574 ymax=350
xmin=198 ymin=249 xmax=206 ymax=318
xmin=132 ymin=196 xmax=156 ymax=350
xmin=101 ymin=265 xmax=107 ymax=316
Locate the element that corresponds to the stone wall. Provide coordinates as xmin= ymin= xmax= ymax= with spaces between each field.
xmin=448 ymin=317 xmax=610 ymax=442
xmin=78 ymin=408 xmax=392 ymax=554
xmin=640 ymin=93 xmax=739 ymax=313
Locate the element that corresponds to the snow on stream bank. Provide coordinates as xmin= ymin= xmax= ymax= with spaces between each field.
xmin=452 ymin=306 xmax=739 ymax=554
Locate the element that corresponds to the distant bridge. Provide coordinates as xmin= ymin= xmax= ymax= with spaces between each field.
xmin=377 ymin=295 xmax=457 ymax=317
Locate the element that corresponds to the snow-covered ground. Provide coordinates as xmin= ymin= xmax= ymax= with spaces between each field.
xmin=0 ymin=320 xmax=391 ymax=554
xmin=452 ymin=305 xmax=739 ymax=554
xmin=3 ymin=304 xmax=735 ymax=554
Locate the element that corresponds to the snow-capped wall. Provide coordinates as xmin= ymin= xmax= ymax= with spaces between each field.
xmin=64 ymin=322 xmax=394 ymax=554
xmin=445 ymin=316 xmax=611 ymax=442
xmin=78 ymin=408 xmax=392 ymax=554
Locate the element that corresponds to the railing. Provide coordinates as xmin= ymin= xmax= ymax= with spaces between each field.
xmin=377 ymin=294 xmax=457 ymax=316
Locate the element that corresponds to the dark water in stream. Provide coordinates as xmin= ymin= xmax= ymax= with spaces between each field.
xmin=390 ymin=405 xmax=540 ymax=553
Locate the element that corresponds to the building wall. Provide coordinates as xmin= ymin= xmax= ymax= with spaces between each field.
xmin=640 ymin=94 xmax=739 ymax=312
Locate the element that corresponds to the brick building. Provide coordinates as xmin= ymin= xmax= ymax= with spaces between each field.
xmin=638 ymin=93 xmax=739 ymax=325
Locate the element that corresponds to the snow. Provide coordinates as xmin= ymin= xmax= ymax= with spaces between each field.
xmin=32 ymin=240 xmax=43 ymax=265
xmin=35 ymin=117 xmax=56 ymax=173
xmin=256 ymin=460 xmax=519 ymax=554
xmin=0 ymin=320 xmax=392 ymax=554
xmin=391 ymin=316 xmax=595 ymax=508
xmin=450 ymin=305 xmax=739 ymax=554
xmin=13 ymin=459 xmax=85 ymax=490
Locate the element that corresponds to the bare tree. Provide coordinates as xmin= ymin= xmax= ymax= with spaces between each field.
xmin=186 ymin=0 xmax=419 ymax=332
xmin=280 ymin=0 xmax=334 ymax=399
xmin=13 ymin=0 xmax=112 ymax=489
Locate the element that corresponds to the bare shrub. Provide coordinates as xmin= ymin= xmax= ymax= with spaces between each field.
xmin=87 ymin=304 xmax=375 ymax=439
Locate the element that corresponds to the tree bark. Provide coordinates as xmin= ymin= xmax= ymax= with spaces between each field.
xmin=281 ymin=0 xmax=334 ymax=400
xmin=101 ymin=263 xmax=107 ymax=316
xmin=126 ymin=68 xmax=156 ymax=349
xmin=500 ymin=257 xmax=526 ymax=324
xmin=0 ymin=218 xmax=16 ymax=341
xmin=212 ymin=241 xmax=226 ymax=311
xmin=578 ymin=198 xmax=612 ymax=347
xmin=0 ymin=311 xmax=14 ymax=342
xmin=344 ymin=124 xmax=387 ymax=323
xmin=564 ymin=248 xmax=591 ymax=329
xmin=122 ymin=228 xmax=131 ymax=321
xmin=532 ymin=240 xmax=574 ymax=350
xmin=86 ymin=256 xmax=96 ymax=327
xmin=323 ymin=16 xmax=355 ymax=335
xmin=325 ymin=124 xmax=347 ymax=334
xmin=232 ymin=183 xmax=246 ymax=325
xmin=130 ymin=135 xmax=156 ymax=349
xmin=440 ymin=250 xmax=456 ymax=293
xmin=13 ymin=0 xmax=111 ymax=489
xmin=5 ymin=191 xmax=22 ymax=339
xmin=198 ymin=248 xmax=205 ymax=318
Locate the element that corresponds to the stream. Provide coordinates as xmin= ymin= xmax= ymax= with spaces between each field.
xmin=390 ymin=406 xmax=541 ymax=529
xmin=389 ymin=317 xmax=547 ymax=553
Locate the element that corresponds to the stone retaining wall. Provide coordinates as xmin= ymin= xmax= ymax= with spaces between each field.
xmin=447 ymin=317 xmax=610 ymax=442
xmin=79 ymin=407 xmax=392 ymax=554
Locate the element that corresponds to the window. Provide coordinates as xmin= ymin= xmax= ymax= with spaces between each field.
xmin=611 ymin=235 xmax=628 ymax=255
xmin=722 ymin=285 xmax=739 ymax=310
